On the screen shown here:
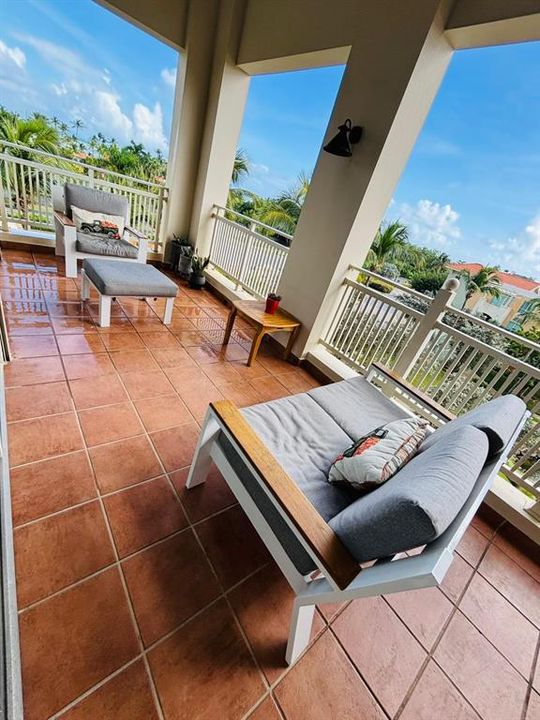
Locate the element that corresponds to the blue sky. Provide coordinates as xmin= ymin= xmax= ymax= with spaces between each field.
xmin=1 ymin=1 xmax=539 ymax=278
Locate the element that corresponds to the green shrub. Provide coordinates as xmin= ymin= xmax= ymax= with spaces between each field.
xmin=409 ymin=270 xmax=446 ymax=294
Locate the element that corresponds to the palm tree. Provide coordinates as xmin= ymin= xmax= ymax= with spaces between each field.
xmin=0 ymin=116 xmax=59 ymax=158
xmin=464 ymin=266 xmax=501 ymax=300
xmin=232 ymin=148 xmax=250 ymax=184
xmin=227 ymin=149 xmax=252 ymax=211
xmin=258 ymin=171 xmax=311 ymax=236
xmin=365 ymin=221 xmax=409 ymax=275
xmin=72 ymin=119 xmax=85 ymax=138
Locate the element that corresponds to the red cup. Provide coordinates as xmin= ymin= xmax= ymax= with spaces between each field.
xmin=265 ymin=297 xmax=280 ymax=314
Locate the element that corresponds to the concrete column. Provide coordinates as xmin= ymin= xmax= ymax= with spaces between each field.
xmin=277 ymin=0 xmax=454 ymax=357
xmin=163 ymin=0 xmax=249 ymax=260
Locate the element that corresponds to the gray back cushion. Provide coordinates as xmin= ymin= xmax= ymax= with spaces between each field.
xmin=77 ymin=234 xmax=137 ymax=259
xmin=65 ymin=184 xmax=129 ymax=223
xmin=329 ymin=425 xmax=489 ymax=564
xmin=421 ymin=394 xmax=525 ymax=458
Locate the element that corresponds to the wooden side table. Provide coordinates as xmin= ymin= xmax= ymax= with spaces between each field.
xmin=223 ymin=300 xmax=301 ymax=367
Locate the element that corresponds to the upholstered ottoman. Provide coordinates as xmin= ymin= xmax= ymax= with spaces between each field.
xmin=81 ymin=258 xmax=178 ymax=327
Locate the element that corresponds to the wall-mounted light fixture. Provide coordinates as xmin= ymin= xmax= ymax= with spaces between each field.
xmin=323 ymin=119 xmax=363 ymax=157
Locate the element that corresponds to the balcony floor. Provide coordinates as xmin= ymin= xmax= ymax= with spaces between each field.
xmin=2 ymin=248 xmax=540 ymax=720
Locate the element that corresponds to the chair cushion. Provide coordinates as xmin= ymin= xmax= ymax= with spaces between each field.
xmin=421 ymin=394 xmax=526 ymax=458
xmin=65 ymin=183 xmax=129 ymax=222
xmin=83 ymin=258 xmax=178 ymax=297
xmin=242 ymin=393 xmax=359 ymax=521
xmin=77 ymin=234 xmax=138 ymax=259
xmin=308 ymin=376 xmax=409 ymax=438
xmin=329 ymin=425 xmax=489 ymax=564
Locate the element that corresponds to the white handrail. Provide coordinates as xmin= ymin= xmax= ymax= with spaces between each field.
xmin=213 ymin=204 xmax=294 ymax=241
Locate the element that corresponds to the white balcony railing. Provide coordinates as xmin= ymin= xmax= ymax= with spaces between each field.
xmin=209 ymin=205 xmax=290 ymax=299
xmin=321 ymin=265 xmax=540 ymax=519
xmin=0 ymin=140 xmax=168 ymax=254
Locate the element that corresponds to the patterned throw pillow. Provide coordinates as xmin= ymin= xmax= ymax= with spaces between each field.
xmin=328 ymin=417 xmax=429 ymax=492
xmin=71 ymin=205 xmax=125 ymax=240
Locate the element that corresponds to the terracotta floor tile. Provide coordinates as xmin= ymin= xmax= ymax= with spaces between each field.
xmin=440 ymin=553 xmax=474 ymax=603
xmin=9 ymin=412 xmax=83 ymax=466
xmin=479 ymin=544 xmax=540 ymax=626
xmin=400 ymin=661 xmax=480 ymax=720
xmin=86 ymin=300 xmax=126 ymax=319
xmin=95 ymin=317 xmax=135 ymax=333
xmin=179 ymin=382 xmax=224 ymax=423
xmin=275 ymin=631 xmax=385 ymax=720
xmin=230 ymin=564 xmax=324 ymax=682
xmin=273 ymin=371 xmax=315 ymax=394
xmin=120 ymin=369 xmax=174 ymax=400
xmin=168 ymin=317 xmax=197 ymax=332
xmin=247 ymin=696 xmax=282 ymax=720
xmin=492 ymin=524 xmax=540 ymax=583
xmin=162 ymin=365 xmax=208 ymax=391
xmin=202 ymin=361 xmax=242 ymax=387
xmin=110 ymin=349 xmax=159 ymax=373
xmin=140 ymin=331 xmax=181 ymax=349
xmin=527 ymin=692 xmax=540 ymax=720
xmin=249 ymin=375 xmax=290 ymax=402
xmin=230 ymin=360 xmax=271 ymax=381
xmin=15 ymin=500 xmax=115 ymax=607
xmin=118 ymin=298 xmax=158 ymax=318
xmin=174 ymin=330 xmax=208 ymax=347
xmin=178 ymin=305 xmax=207 ymax=318
xmin=434 ymin=611 xmax=527 ymax=720
xmin=186 ymin=343 xmax=225 ymax=364
xmin=78 ymin=402 xmax=144 ymax=446
xmin=212 ymin=342 xmax=250 ymax=362
xmin=104 ymin=476 xmax=187 ymax=557
xmin=42 ymin=287 xmax=81 ymax=302
xmin=11 ymin=451 xmax=96 ymax=526
xmin=10 ymin=335 xmax=58 ymax=359
xmin=89 ymin=434 xmax=162 ymax=493
xmin=171 ymin=464 xmax=237 ymax=523
xmin=134 ymin=393 xmax=193 ymax=432
xmin=217 ymin=380 xmax=262 ymax=407
xmin=62 ymin=352 xmax=116 ymax=380
xmin=6 ymin=312 xmax=52 ymax=336
xmin=0 ymin=274 xmax=41 ymax=290
xmin=196 ymin=505 xmax=271 ymax=590
xmin=20 ymin=567 xmax=139 ymax=720
xmin=148 ymin=599 xmax=264 ymax=719
xmin=457 ymin=525 xmax=490 ymax=566
xmin=56 ymin=333 xmax=106 ymax=355
xmin=150 ymin=346 xmax=196 ymax=369
xmin=150 ymin=422 xmax=200 ymax=472
xmin=123 ymin=529 xmax=220 ymax=646
xmin=471 ymin=504 xmax=504 ymax=538
xmin=5 ymin=355 xmax=64 ymax=386
xmin=100 ymin=332 xmax=145 ymax=351
xmin=69 ymin=373 xmax=128 ymax=410
xmin=386 ymin=586 xmax=453 ymax=650
xmin=46 ymin=301 xmax=89 ymax=317
xmin=130 ymin=317 xmax=170 ymax=333
xmin=6 ymin=381 xmax=72 ymax=422
xmin=51 ymin=316 xmax=97 ymax=334
xmin=61 ymin=660 xmax=159 ymax=720
xmin=332 ymin=596 xmax=426 ymax=716
xmin=460 ymin=573 xmax=538 ymax=677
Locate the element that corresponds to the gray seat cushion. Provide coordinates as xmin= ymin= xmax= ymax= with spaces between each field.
xmin=242 ymin=393 xmax=358 ymax=521
xmin=329 ymin=425 xmax=489 ymax=564
xmin=421 ymin=394 xmax=525 ymax=458
xmin=308 ymin=376 xmax=409 ymax=438
xmin=83 ymin=258 xmax=178 ymax=297
xmin=65 ymin=183 xmax=129 ymax=222
xmin=77 ymin=233 xmax=138 ymax=259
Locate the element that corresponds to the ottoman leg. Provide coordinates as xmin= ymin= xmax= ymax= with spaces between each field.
xmin=80 ymin=271 xmax=90 ymax=301
xmin=163 ymin=297 xmax=174 ymax=325
xmin=99 ymin=294 xmax=112 ymax=328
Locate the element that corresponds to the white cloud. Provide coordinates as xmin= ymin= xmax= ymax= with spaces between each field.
xmin=487 ymin=213 xmax=540 ymax=279
xmin=0 ymin=39 xmax=26 ymax=69
xmin=133 ymin=102 xmax=167 ymax=149
xmin=13 ymin=33 xmax=90 ymax=78
xmin=398 ymin=199 xmax=461 ymax=247
xmin=161 ymin=66 xmax=176 ymax=88
xmin=93 ymin=91 xmax=133 ymax=140
xmin=51 ymin=82 xmax=68 ymax=96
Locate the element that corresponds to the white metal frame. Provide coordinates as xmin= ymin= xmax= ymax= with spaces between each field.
xmin=80 ymin=269 xmax=175 ymax=328
xmin=187 ymin=365 xmax=528 ymax=665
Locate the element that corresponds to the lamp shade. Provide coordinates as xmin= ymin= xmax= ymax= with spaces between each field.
xmin=323 ymin=119 xmax=353 ymax=157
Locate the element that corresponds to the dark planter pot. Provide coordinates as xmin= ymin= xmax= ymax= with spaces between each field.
xmin=178 ymin=255 xmax=192 ymax=276
xmin=170 ymin=243 xmax=182 ymax=272
xmin=265 ymin=297 xmax=280 ymax=314
xmin=189 ymin=273 xmax=206 ymax=289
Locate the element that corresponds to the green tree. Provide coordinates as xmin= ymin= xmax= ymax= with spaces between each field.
xmin=258 ymin=171 xmax=310 ymax=236
xmin=464 ymin=265 xmax=501 ymax=300
xmin=365 ymin=220 xmax=409 ymax=275
xmin=409 ymin=269 xmax=447 ymax=294
xmin=0 ymin=115 xmax=60 ymax=158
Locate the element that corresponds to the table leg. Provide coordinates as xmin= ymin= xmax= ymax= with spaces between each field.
xmin=248 ymin=328 xmax=265 ymax=367
xmin=222 ymin=307 xmax=237 ymax=345
xmin=284 ymin=325 xmax=300 ymax=360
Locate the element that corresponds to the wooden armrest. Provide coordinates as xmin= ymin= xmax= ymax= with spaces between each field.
xmin=371 ymin=362 xmax=455 ymax=422
xmin=211 ymin=400 xmax=360 ymax=590
xmin=53 ymin=211 xmax=75 ymax=227
xmin=124 ymin=225 xmax=146 ymax=240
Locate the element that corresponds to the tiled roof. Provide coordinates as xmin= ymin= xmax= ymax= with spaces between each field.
xmin=448 ymin=262 xmax=539 ymax=292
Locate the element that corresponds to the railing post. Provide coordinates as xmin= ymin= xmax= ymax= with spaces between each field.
xmin=393 ymin=278 xmax=460 ymax=378
xmin=88 ymin=167 xmax=95 ymax=188
xmin=0 ymin=171 xmax=8 ymax=232
xmin=235 ymin=228 xmax=253 ymax=291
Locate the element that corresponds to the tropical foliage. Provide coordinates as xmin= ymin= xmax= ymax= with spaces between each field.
xmin=463 ymin=265 xmax=501 ymax=299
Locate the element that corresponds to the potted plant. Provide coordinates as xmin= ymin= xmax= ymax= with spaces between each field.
xmin=171 ymin=234 xmax=193 ymax=275
xmin=265 ymin=292 xmax=281 ymax=314
xmin=189 ymin=254 xmax=210 ymax=289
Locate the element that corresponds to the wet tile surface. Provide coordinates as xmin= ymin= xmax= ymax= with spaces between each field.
xmin=4 ymin=250 xmax=539 ymax=720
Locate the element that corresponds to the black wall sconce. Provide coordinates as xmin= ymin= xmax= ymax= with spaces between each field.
xmin=323 ymin=119 xmax=363 ymax=157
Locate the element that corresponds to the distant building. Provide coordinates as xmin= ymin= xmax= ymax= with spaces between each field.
xmin=446 ymin=262 xmax=540 ymax=330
